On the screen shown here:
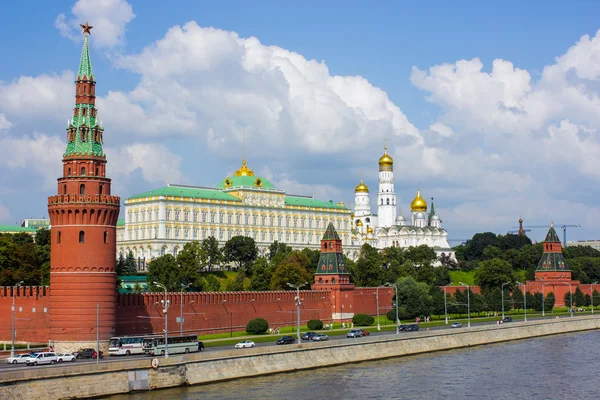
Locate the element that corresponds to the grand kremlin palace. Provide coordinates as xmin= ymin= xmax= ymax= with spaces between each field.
xmin=117 ymin=158 xmax=357 ymax=266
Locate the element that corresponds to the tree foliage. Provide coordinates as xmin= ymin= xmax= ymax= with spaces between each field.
xmin=0 ymin=230 xmax=51 ymax=286
xmin=246 ymin=318 xmax=269 ymax=334
xmin=270 ymin=261 xmax=312 ymax=290
xmin=224 ymin=236 xmax=258 ymax=273
xmin=352 ymin=313 xmax=375 ymax=326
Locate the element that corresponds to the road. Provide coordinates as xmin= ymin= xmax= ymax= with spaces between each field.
xmin=0 ymin=315 xmax=562 ymax=372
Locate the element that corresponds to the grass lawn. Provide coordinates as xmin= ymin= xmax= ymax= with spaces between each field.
xmin=448 ymin=271 xmax=475 ymax=285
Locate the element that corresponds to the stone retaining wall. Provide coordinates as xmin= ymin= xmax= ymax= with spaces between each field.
xmin=1 ymin=316 xmax=599 ymax=400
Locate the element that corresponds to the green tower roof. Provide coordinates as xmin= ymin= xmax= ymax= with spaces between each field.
xmin=322 ymin=222 xmax=340 ymax=240
xmin=544 ymin=225 xmax=561 ymax=243
xmin=64 ymin=33 xmax=104 ymax=158
xmin=315 ymin=252 xmax=349 ymax=275
xmin=78 ymin=35 xmax=94 ymax=80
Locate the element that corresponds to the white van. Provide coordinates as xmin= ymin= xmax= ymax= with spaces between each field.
xmin=25 ymin=352 xmax=58 ymax=366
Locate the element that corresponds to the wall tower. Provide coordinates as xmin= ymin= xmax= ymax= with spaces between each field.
xmin=47 ymin=22 xmax=120 ymax=351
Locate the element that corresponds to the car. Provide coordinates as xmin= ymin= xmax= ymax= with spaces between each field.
xmin=312 ymin=334 xmax=329 ymax=341
xmin=235 ymin=340 xmax=255 ymax=349
xmin=503 ymin=317 xmax=513 ymax=323
xmin=359 ymin=329 xmax=370 ymax=336
xmin=198 ymin=341 xmax=205 ymax=351
xmin=25 ymin=352 xmax=58 ymax=366
xmin=302 ymin=332 xmax=317 ymax=340
xmin=347 ymin=329 xmax=363 ymax=338
xmin=451 ymin=322 xmax=462 ymax=328
xmin=405 ymin=324 xmax=419 ymax=332
xmin=276 ymin=336 xmax=296 ymax=345
xmin=56 ymin=353 xmax=76 ymax=362
xmin=6 ymin=354 xmax=31 ymax=364
xmin=73 ymin=348 xmax=103 ymax=359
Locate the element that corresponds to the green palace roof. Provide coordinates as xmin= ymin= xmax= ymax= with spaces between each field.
xmin=217 ymin=175 xmax=276 ymax=189
xmin=128 ymin=186 xmax=241 ymax=202
xmin=285 ymin=196 xmax=347 ymax=210
xmin=117 ymin=219 xmax=125 ymax=227
xmin=0 ymin=225 xmax=38 ymax=233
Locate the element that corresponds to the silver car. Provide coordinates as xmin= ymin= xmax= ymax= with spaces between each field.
xmin=6 ymin=354 xmax=30 ymax=364
xmin=312 ymin=334 xmax=329 ymax=341
xmin=25 ymin=352 xmax=58 ymax=366
xmin=57 ymin=353 xmax=76 ymax=362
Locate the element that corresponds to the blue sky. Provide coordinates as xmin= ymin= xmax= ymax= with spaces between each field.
xmin=1 ymin=0 xmax=600 ymax=244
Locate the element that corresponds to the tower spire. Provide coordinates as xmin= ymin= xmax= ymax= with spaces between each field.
xmin=78 ymin=22 xmax=94 ymax=80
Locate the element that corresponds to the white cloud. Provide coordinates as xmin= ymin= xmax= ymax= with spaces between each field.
xmin=107 ymin=143 xmax=185 ymax=186
xmin=0 ymin=114 xmax=11 ymax=130
xmin=0 ymin=72 xmax=73 ymax=122
xmin=110 ymin=21 xmax=419 ymax=157
xmin=0 ymin=201 xmax=13 ymax=224
xmin=0 ymin=133 xmax=64 ymax=189
xmin=55 ymin=0 xmax=135 ymax=48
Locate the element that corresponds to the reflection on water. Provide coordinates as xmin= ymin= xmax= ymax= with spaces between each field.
xmin=107 ymin=331 xmax=599 ymax=400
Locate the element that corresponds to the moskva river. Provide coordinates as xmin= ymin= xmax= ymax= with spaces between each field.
xmin=107 ymin=331 xmax=598 ymax=400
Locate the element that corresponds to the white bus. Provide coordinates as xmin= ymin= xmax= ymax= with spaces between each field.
xmin=142 ymin=334 xmax=202 ymax=356
xmin=109 ymin=336 xmax=158 ymax=356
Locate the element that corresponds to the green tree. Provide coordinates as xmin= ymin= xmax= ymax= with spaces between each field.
xmin=533 ymin=292 xmax=544 ymax=311
xmin=563 ymin=245 xmax=600 ymax=259
xmin=34 ymin=228 xmax=51 ymax=246
xmin=177 ymin=241 xmax=206 ymax=289
xmin=268 ymin=241 xmax=292 ymax=264
xmin=483 ymin=287 xmax=503 ymax=312
xmin=12 ymin=232 xmax=34 ymax=246
xmin=512 ymin=286 xmax=524 ymax=311
xmin=593 ymin=290 xmax=600 ymax=311
xmin=545 ymin=292 xmax=555 ymax=311
xmin=564 ymin=291 xmax=573 ymax=308
xmin=482 ymin=246 xmax=502 ymax=260
xmin=147 ymin=254 xmax=180 ymax=291
xmin=116 ymin=252 xmax=127 ymax=275
xmin=350 ymin=243 xmax=383 ymax=287
xmin=226 ymin=272 xmax=246 ymax=291
xmin=574 ymin=287 xmax=586 ymax=307
xmin=270 ymin=262 xmax=312 ymax=290
xmin=301 ymin=248 xmax=321 ymax=273
xmin=498 ymin=233 xmax=532 ymax=251
xmin=203 ymin=274 xmax=221 ymax=292
xmin=429 ymin=285 xmax=446 ymax=318
xmin=462 ymin=232 xmax=500 ymax=261
xmin=405 ymin=245 xmax=437 ymax=267
xmin=223 ymin=236 xmax=258 ymax=273
xmin=415 ymin=264 xmax=437 ymax=286
xmin=525 ymin=292 xmax=536 ymax=312
xmin=125 ymin=250 xmax=137 ymax=275
xmin=393 ymin=276 xmax=433 ymax=320
xmin=201 ymin=236 xmax=222 ymax=271
xmin=248 ymin=257 xmax=273 ymax=291
xmin=474 ymin=258 xmax=515 ymax=292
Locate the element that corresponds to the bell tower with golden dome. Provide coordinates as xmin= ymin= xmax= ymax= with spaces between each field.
xmin=377 ymin=141 xmax=397 ymax=228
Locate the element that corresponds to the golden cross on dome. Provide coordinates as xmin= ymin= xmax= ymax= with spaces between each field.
xmin=384 ymin=137 xmax=388 ymax=150
xmin=80 ymin=21 xmax=93 ymax=35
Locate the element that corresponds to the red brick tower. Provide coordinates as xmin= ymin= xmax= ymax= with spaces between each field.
xmin=47 ymin=22 xmax=120 ymax=351
xmin=312 ymin=223 xmax=355 ymax=320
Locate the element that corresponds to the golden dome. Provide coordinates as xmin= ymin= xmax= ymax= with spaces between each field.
xmin=410 ymin=188 xmax=427 ymax=212
xmin=233 ymin=158 xmax=255 ymax=177
xmin=355 ymin=178 xmax=369 ymax=193
xmin=356 ymin=220 xmax=363 ymax=227
xmin=366 ymin=226 xmax=373 ymax=234
xmin=379 ymin=144 xmax=394 ymax=169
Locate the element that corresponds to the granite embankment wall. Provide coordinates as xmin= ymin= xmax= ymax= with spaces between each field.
xmin=1 ymin=316 xmax=599 ymax=400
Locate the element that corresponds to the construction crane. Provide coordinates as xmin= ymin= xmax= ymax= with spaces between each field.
xmin=513 ymin=224 xmax=581 ymax=247
xmin=448 ymin=239 xmax=469 ymax=246
xmin=508 ymin=229 xmax=531 ymax=235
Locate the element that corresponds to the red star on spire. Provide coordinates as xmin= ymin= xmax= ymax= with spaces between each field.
xmin=80 ymin=21 xmax=93 ymax=35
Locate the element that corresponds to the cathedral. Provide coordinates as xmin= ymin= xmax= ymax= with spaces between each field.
xmin=351 ymin=144 xmax=455 ymax=260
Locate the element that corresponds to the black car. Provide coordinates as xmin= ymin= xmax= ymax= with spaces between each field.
xmin=74 ymin=348 xmax=103 ymax=359
xmin=302 ymin=332 xmax=317 ymax=340
xmin=397 ymin=325 xmax=408 ymax=331
xmin=276 ymin=336 xmax=296 ymax=345
xmin=198 ymin=341 xmax=205 ymax=351
xmin=405 ymin=324 xmax=419 ymax=332
xmin=503 ymin=317 xmax=513 ymax=323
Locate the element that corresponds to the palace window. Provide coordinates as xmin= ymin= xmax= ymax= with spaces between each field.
xmin=202 ymin=229 xmax=207 ymax=239
xmin=261 ymin=215 xmax=266 ymax=226
xmin=57 ymin=231 xmax=61 ymax=244
xmin=166 ymin=210 xmax=171 ymax=220
xmin=210 ymin=213 xmax=215 ymax=223
xmin=79 ymin=230 xmax=85 ymax=243
xmin=286 ymin=217 xmax=290 ymax=226
xmin=81 ymin=167 xmax=86 ymax=176
xmin=270 ymin=216 xmax=274 ymax=226
xmin=210 ymin=229 xmax=216 ymax=238
xmin=175 ymin=228 xmax=180 ymax=238
xmin=228 ymin=230 xmax=232 ymax=239
xmin=155 ymin=210 xmax=159 ymax=220
xmin=228 ymin=214 xmax=232 ymax=224
xmin=175 ymin=210 xmax=180 ymax=221
xmin=193 ymin=229 xmax=198 ymax=239
xmin=293 ymin=233 xmax=298 ymax=243
xmin=278 ymin=216 xmax=282 ymax=227
xmin=202 ymin=212 xmax=207 ymax=222
xmin=184 ymin=228 xmax=189 ymax=239
xmin=293 ymin=218 xmax=297 ymax=228
xmin=253 ymin=231 xmax=258 ymax=240
xmin=236 ymin=214 xmax=241 ymax=224
xmin=308 ymin=218 xmax=312 ymax=228
xmin=166 ymin=228 xmax=171 ymax=238
xmin=104 ymin=232 xmax=108 ymax=244
xmin=286 ymin=233 xmax=290 ymax=242
xmin=193 ymin=211 xmax=198 ymax=222
xmin=245 ymin=215 xmax=249 ymax=225
xmin=184 ymin=211 xmax=189 ymax=222
xmin=80 ymin=184 xmax=85 ymax=196
xmin=270 ymin=232 xmax=274 ymax=241
xmin=219 ymin=213 xmax=224 ymax=223
xmin=261 ymin=232 xmax=266 ymax=241
xmin=253 ymin=215 xmax=258 ymax=225
xmin=219 ymin=230 xmax=223 ymax=239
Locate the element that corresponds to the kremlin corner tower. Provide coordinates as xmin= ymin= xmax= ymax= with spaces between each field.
xmin=47 ymin=22 xmax=120 ymax=351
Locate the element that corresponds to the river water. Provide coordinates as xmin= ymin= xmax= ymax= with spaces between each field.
xmin=106 ymin=331 xmax=598 ymax=400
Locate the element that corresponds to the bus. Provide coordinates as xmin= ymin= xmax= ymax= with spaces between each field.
xmin=109 ymin=336 xmax=158 ymax=356
xmin=142 ymin=334 xmax=202 ymax=356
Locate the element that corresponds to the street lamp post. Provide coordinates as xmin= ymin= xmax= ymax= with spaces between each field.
xmin=541 ymin=284 xmax=546 ymax=317
xmin=591 ymin=282 xmax=597 ymax=314
xmin=444 ymin=286 xmax=448 ymax=325
xmin=153 ymin=281 xmax=170 ymax=358
xmin=11 ymin=281 xmax=24 ymax=358
xmin=501 ymin=282 xmax=510 ymax=321
xmin=386 ymin=282 xmax=399 ymax=334
xmin=375 ymin=285 xmax=385 ymax=331
xmin=459 ymin=282 xmax=470 ymax=328
xmin=180 ymin=283 xmax=191 ymax=335
xmin=516 ymin=281 xmax=527 ymax=322
xmin=287 ymin=282 xmax=308 ymax=342
xmin=566 ymin=282 xmax=573 ymax=318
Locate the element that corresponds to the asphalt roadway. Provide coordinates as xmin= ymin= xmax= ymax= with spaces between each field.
xmin=0 ymin=316 xmax=560 ymax=373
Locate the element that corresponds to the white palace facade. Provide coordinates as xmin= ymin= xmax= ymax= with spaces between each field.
xmin=116 ymin=158 xmax=356 ymax=265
